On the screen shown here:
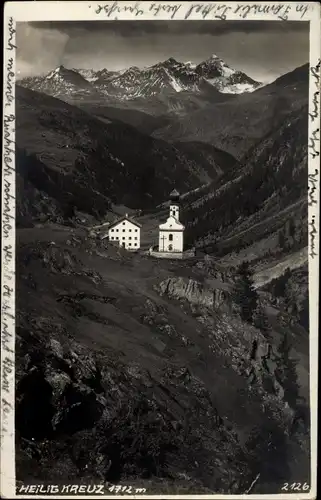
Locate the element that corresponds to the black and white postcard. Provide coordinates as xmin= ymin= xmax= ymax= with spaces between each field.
xmin=1 ymin=1 xmax=320 ymax=499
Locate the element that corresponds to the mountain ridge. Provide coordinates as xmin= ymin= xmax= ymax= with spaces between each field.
xmin=18 ymin=54 xmax=262 ymax=101
xmin=152 ymin=63 xmax=309 ymax=159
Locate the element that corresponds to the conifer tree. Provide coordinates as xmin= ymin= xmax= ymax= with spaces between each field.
xmin=253 ymin=303 xmax=271 ymax=333
xmin=234 ymin=261 xmax=258 ymax=323
xmin=273 ymin=267 xmax=291 ymax=298
xmin=276 ymin=332 xmax=299 ymax=410
xmin=278 ymin=229 xmax=286 ymax=250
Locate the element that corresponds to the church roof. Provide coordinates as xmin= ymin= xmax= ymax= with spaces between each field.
xmin=108 ymin=214 xmax=142 ymax=230
xmin=169 ymin=189 xmax=180 ymax=201
xmin=159 ymin=216 xmax=185 ymax=230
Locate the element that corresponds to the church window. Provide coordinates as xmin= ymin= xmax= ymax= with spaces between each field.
xmin=168 ymin=244 xmax=173 ymax=251
xmin=123 ymin=229 xmax=125 ymax=232
xmin=169 ymin=234 xmax=173 ymax=241
xmin=129 ymin=229 xmax=132 ymax=232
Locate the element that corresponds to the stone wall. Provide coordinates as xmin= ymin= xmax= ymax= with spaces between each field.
xmin=149 ymin=249 xmax=195 ymax=260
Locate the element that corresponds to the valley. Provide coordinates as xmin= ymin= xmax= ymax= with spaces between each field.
xmin=15 ymin=50 xmax=310 ymax=494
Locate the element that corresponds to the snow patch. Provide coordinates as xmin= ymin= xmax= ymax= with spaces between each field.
xmin=165 ymin=69 xmax=184 ymax=92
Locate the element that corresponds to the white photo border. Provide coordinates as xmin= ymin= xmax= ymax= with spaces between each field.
xmin=1 ymin=2 xmax=320 ymax=499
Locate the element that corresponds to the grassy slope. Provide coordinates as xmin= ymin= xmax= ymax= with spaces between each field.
xmin=15 ymin=226 xmax=310 ymax=493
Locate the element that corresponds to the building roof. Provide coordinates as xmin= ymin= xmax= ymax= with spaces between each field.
xmin=169 ymin=189 xmax=180 ymax=201
xmin=108 ymin=214 xmax=142 ymax=230
xmin=159 ymin=216 xmax=185 ymax=230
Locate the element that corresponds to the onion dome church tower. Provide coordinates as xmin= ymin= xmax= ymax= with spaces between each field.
xmin=158 ymin=189 xmax=185 ymax=253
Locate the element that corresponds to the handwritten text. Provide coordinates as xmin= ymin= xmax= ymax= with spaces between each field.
xmin=93 ymin=2 xmax=312 ymax=20
xmin=309 ymin=215 xmax=318 ymax=259
xmin=308 ymin=170 xmax=319 ymax=207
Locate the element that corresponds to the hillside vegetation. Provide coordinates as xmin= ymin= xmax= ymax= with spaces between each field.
xmin=16 ymin=85 xmax=238 ymax=223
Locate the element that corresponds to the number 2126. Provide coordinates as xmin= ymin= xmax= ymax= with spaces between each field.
xmin=281 ymin=482 xmax=310 ymax=492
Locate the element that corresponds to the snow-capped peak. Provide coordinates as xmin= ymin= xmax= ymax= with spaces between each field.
xmin=209 ymin=54 xmax=221 ymax=60
xmin=19 ymin=54 xmax=262 ymax=101
xmin=184 ymin=61 xmax=197 ymax=69
xmin=46 ymin=66 xmax=64 ymax=79
xmin=163 ymin=57 xmax=180 ymax=65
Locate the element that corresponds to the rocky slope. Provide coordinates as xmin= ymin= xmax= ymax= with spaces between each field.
xmin=16 ymin=85 xmax=238 ymax=225
xmin=20 ymin=66 xmax=99 ymax=99
xmin=15 ymin=227 xmax=310 ymax=493
xmin=194 ymin=54 xmax=261 ymax=94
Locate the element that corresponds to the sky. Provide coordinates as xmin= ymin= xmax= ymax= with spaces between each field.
xmin=17 ymin=21 xmax=309 ymax=83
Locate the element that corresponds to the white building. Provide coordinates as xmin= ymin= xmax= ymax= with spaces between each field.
xmin=158 ymin=189 xmax=185 ymax=254
xmin=106 ymin=214 xmax=141 ymax=250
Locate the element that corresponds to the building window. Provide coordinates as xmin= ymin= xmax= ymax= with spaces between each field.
xmin=168 ymin=244 xmax=173 ymax=251
xmin=122 ymin=229 xmax=125 ymax=232
xmin=116 ymin=229 xmax=119 ymax=232
xmin=129 ymin=243 xmax=131 ymax=246
xmin=135 ymin=229 xmax=138 ymax=232
xmin=169 ymin=234 xmax=173 ymax=241
xmin=111 ymin=229 xmax=114 ymax=232
xmin=134 ymin=237 xmax=137 ymax=240
xmin=129 ymin=229 xmax=132 ymax=232
xmin=122 ymin=237 xmax=125 ymax=240
xmin=129 ymin=237 xmax=132 ymax=240
xmin=115 ymin=237 xmax=119 ymax=240
xmin=134 ymin=243 xmax=137 ymax=246
xmin=123 ymin=222 xmax=125 ymax=225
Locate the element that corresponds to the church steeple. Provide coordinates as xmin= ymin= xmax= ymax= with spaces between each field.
xmin=169 ymin=189 xmax=180 ymax=220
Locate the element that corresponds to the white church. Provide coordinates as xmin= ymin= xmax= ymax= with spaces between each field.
xmin=97 ymin=189 xmax=194 ymax=259
xmin=158 ymin=189 xmax=185 ymax=253
xmin=149 ymin=189 xmax=194 ymax=259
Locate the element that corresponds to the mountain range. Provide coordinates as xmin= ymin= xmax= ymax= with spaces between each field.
xmin=18 ymin=54 xmax=262 ymax=102
xmin=15 ymin=84 xmax=238 ymax=225
xmin=16 ymin=61 xmax=309 ymax=251
xmin=153 ymin=63 xmax=309 ymax=158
